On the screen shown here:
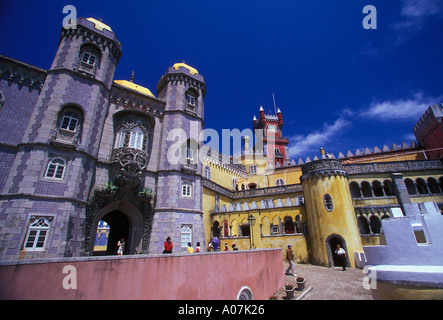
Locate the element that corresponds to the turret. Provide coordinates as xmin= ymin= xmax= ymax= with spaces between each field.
xmin=300 ymin=159 xmax=363 ymax=268
xmin=259 ymin=105 xmax=265 ymax=125
xmin=252 ymin=115 xmax=257 ymax=129
xmin=277 ymin=108 xmax=283 ymax=129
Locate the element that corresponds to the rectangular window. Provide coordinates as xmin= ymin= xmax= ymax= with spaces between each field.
xmin=249 ymin=165 xmax=257 ymax=174
xmin=181 ymin=181 xmax=192 ymax=197
xmin=60 ymin=116 xmax=78 ymax=132
xmin=81 ymin=51 xmax=97 ymax=66
xmin=181 ymin=224 xmax=193 ymax=248
xmin=186 ymin=94 xmax=195 ymax=106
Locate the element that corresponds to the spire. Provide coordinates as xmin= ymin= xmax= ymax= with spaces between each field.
xmin=259 ymin=105 xmax=264 ymax=111
xmin=277 ymin=108 xmax=281 ymax=113
xmin=253 ymin=115 xmax=257 ymax=121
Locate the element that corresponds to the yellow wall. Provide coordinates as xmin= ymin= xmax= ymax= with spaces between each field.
xmin=302 ymin=174 xmax=363 ymax=268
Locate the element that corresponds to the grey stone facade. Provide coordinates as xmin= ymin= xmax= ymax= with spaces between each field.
xmin=0 ymin=17 xmax=206 ymax=260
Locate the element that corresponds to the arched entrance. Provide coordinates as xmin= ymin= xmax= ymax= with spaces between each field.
xmin=88 ymin=200 xmax=144 ymax=256
xmin=325 ymin=234 xmax=350 ymax=268
xmin=97 ymin=211 xmax=130 ymax=255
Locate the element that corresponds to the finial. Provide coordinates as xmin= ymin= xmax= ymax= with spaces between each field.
xmin=98 ymin=17 xmax=103 ymax=22
xmin=130 ymin=70 xmax=135 ymax=82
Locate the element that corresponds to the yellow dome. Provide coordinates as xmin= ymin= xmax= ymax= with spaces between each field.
xmin=86 ymin=18 xmax=113 ymax=32
xmin=113 ymin=80 xmax=155 ymax=98
xmin=173 ymin=62 xmax=198 ymax=75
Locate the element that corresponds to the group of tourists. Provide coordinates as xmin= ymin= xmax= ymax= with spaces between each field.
xmin=161 ymin=236 xmax=239 ymax=254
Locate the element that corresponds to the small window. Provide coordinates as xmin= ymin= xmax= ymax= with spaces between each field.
xmin=249 ymin=165 xmax=257 ymax=174
xmin=204 ymin=165 xmax=211 ymax=179
xmin=324 ymin=194 xmax=333 ymax=212
xmin=129 ymin=127 xmax=144 ymax=150
xmin=24 ymin=218 xmax=50 ymax=250
xmin=186 ymin=94 xmax=196 ymax=106
xmin=45 ymin=158 xmax=66 ymax=180
xmin=271 ymin=225 xmax=279 ymax=234
xmin=276 ymin=178 xmax=285 ymax=186
xmin=60 ymin=115 xmax=79 ymax=132
xmin=81 ymin=50 xmax=97 ymax=66
xmin=181 ymin=224 xmax=193 ymax=248
xmin=181 ymin=181 xmax=192 ymax=198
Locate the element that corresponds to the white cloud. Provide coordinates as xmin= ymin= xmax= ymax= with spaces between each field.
xmin=393 ymin=0 xmax=443 ymax=32
xmin=362 ymin=92 xmax=440 ymax=121
xmin=288 ymin=117 xmax=350 ymax=158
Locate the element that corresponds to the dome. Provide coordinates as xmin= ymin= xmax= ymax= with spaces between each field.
xmin=113 ymin=80 xmax=155 ymax=97
xmin=86 ymin=18 xmax=113 ymax=32
xmin=172 ymin=62 xmax=199 ymax=75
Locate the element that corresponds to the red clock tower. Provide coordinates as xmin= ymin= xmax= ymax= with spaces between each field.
xmin=252 ymin=106 xmax=289 ymax=167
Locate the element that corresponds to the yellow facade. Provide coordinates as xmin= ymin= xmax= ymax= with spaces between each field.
xmin=202 ymin=143 xmax=443 ymax=268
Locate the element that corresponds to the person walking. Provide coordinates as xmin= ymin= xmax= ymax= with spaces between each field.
xmin=285 ymin=244 xmax=297 ymax=276
xmin=163 ymin=236 xmax=173 ymax=254
xmin=335 ymin=244 xmax=347 ymax=271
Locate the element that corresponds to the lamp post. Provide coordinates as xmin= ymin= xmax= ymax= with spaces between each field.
xmin=247 ymin=214 xmax=256 ymax=249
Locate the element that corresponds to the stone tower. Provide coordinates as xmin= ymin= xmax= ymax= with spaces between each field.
xmin=0 ymin=18 xmax=122 ymax=260
xmin=148 ymin=62 xmax=207 ymax=253
xmin=301 ymin=159 xmax=363 ymax=268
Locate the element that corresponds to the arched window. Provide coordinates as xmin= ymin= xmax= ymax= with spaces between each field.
xmin=349 ymin=182 xmax=361 ymax=198
xmin=114 ymin=127 xmax=125 ymax=148
xmin=405 ymin=178 xmax=417 ymax=195
xmin=370 ymin=216 xmax=382 ymax=234
xmin=181 ymin=180 xmax=192 ymax=198
xmin=416 ymin=178 xmax=429 ymax=195
xmin=24 ymin=218 xmax=51 ymax=250
xmin=358 ymin=216 xmax=370 ymax=235
xmin=232 ymin=177 xmax=238 ymax=190
xmin=372 ymin=181 xmax=384 ymax=197
xmin=204 ymin=165 xmax=211 ymax=179
xmin=128 ymin=126 xmax=144 ymax=150
xmin=45 ymin=158 xmax=66 ymax=180
xmin=361 ymin=181 xmax=373 ymax=197
xmin=275 ymin=178 xmax=285 ymax=186
xmin=427 ymin=178 xmax=441 ymax=193
xmin=54 ymin=105 xmax=83 ymax=145
xmin=78 ymin=45 xmax=101 ymax=74
xmin=283 ymin=216 xmax=295 ymax=234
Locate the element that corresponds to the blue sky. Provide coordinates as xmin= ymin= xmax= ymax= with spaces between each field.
xmin=1 ymin=0 xmax=442 ymax=160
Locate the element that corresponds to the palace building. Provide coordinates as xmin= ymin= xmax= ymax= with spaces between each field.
xmin=0 ymin=18 xmax=442 ymax=268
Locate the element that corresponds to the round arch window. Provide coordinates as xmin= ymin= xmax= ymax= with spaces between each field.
xmin=237 ymin=286 xmax=254 ymax=300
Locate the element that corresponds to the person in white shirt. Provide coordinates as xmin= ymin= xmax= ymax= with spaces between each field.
xmin=335 ymin=244 xmax=347 ymax=271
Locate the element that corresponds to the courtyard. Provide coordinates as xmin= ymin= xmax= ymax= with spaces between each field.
xmin=272 ymin=262 xmax=373 ymax=300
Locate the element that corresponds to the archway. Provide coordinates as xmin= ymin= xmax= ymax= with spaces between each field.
xmin=100 ymin=210 xmax=130 ymax=255
xmin=325 ymin=234 xmax=350 ymax=268
xmin=88 ymin=200 xmax=144 ymax=256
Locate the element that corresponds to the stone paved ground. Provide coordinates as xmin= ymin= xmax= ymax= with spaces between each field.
xmin=271 ymin=262 xmax=373 ymax=300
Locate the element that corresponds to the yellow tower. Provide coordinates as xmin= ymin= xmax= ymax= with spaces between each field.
xmin=301 ymin=159 xmax=363 ymax=268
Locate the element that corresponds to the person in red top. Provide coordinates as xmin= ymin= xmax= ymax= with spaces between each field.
xmin=163 ymin=236 xmax=173 ymax=254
